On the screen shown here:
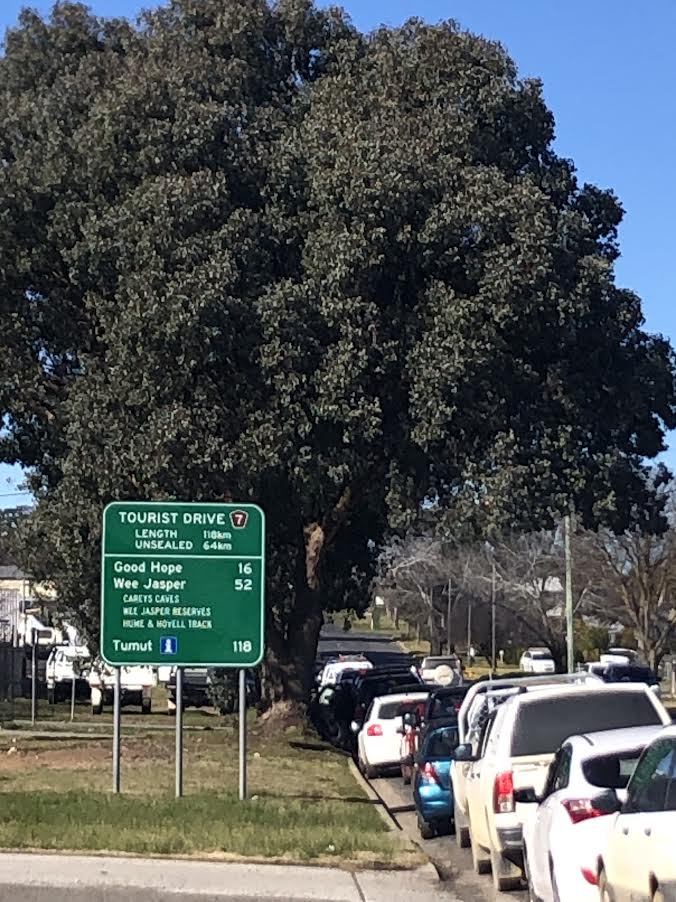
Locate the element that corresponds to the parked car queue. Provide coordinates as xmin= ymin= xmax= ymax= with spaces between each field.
xmin=326 ymin=655 xmax=676 ymax=902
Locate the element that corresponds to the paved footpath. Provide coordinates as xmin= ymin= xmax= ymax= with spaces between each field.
xmin=0 ymin=854 xmax=459 ymax=902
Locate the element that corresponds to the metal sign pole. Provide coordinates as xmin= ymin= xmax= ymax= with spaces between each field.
xmin=31 ymin=628 xmax=37 ymax=726
xmin=113 ymin=667 xmax=121 ymax=793
xmin=70 ymin=674 xmax=76 ymax=723
xmin=238 ymin=668 xmax=247 ymax=801
xmin=175 ymin=667 xmax=184 ymax=798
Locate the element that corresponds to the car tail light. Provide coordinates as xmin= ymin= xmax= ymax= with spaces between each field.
xmin=366 ymin=724 xmax=383 ymax=737
xmin=562 ymin=798 xmax=607 ymax=825
xmin=420 ymin=762 xmax=440 ymax=784
xmin=493 ymin=771 xmax=515 ymax=813
xmin=581 ymin=867 xmax=598 ymax=886
xmin=453 ymin=702 xmax=462 ymax=712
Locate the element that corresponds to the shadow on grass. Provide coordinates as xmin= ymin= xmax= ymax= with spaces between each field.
xmin=288 ymin=739 xmax=351 ymax=756
xmin=259 ymin=790 xmax=381 ymax=806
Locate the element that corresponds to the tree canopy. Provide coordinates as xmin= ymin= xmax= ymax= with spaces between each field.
xmin=1 ymin=0 xmax=674 ymax=708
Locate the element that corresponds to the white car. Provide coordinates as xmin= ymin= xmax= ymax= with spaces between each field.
xmin=520 ymin=648 xmax=556 ymax=674
xmin=318 ymin=657 xmax=373 ymax=687
xmin=356 ymin=692 xmax=429 ymax=779
xmin=521 ymin=725 xmax=664 ymax=902
xmin=88 ymin=660 xmax=157 ymax=715
xmin=46 ymin=645 xmax=91 ymax=704
xmin=452 ymin=673 xmax=601 ymax=852
xmin=458 ymin=683 xmax=670 ymax=894
xmin=598 ymin=725 xmax=676 ymax=902
xmin=419 ymin=655 xmax=463 ymax=685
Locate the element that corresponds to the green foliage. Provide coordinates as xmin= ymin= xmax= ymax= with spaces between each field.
xmin=1 ymin=1 xmax=674 ymax=702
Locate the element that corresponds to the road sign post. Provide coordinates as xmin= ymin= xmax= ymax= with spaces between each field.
xmin=239 ymin=668 xmax=247 ymax=801
xmin=113 ymin=667 xmax=121 ymax=794
xmin=101 ymin=501 xmax=265 ymax=796
xmin=175 ymin=667 xmax=184 ymax=798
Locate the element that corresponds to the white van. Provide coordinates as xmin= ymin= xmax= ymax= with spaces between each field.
xmin=88 ymin=659 xmax=156 ymax=715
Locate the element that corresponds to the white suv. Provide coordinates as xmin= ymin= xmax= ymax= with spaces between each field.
xmin=456 ymin=683 xmax=670 ymax=893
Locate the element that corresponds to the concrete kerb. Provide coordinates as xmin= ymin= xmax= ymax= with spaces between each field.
xmin=347 ymin=758 xmax=398 ymax=832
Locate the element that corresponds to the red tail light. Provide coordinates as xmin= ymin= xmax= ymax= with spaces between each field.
xmin=420 ymin=762 xmax=440 ymax=784
xmin=562 ymin=798 xmax=607 ymax=825
xmin=453 ymin=702 xmax=462 ymax=713
xmin=581 ymin=867 xmax=598 ymax=886
xmin=493 ymin=771 xmax=515 ymax=813
xmin=366 ymin=724 xmax=383 ymax=737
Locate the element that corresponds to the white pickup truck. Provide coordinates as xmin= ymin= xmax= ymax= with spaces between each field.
xmin=452 ymin=673 xmax=602 ymax=852
xmin=88 ymin=659 xmax=156 ymax=715
xmin=46 ymin=645 xmax=91 ymax=704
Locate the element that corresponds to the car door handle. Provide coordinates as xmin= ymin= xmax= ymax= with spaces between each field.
xmin=644 ymin=827 xmax=652 ymax=837
xmin=622 ymin=827 xmax=629 ymax=836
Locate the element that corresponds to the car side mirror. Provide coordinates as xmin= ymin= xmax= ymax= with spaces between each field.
xmin=591 ymin=789 xmax=622 ymax=815
xmin=350 ymin=720 xmax=361 ymax=734
xmin=513 ymin=787 xmax=540 ymax=804
xmin=451 ymin=743 xmax=476 ymax=762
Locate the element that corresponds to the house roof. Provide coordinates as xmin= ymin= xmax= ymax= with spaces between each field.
xmin=0 ymin=565 xmax=30 ymax=580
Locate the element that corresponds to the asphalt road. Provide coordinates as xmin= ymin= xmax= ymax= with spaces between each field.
xmin=318 ymin=626 xmax=525 ymax=902
xmin=318 ymin=624 xmax=416 ymax=668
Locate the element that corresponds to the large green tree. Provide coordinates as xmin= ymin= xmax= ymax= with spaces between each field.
xmin=1 ymin=1 xmax=674 ymax=712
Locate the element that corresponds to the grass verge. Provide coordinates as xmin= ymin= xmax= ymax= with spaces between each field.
xmin=0 ymin=725 xmax=421 ymax=867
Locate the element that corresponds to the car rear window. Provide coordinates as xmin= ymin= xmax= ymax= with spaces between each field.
xmin=605 ymin=666 xmax=657 ymax=683
xmin=531 ymin=652 xmax=553 ymax=660
xmin=378 ymin=700 xmax=418 ymax=720
xmin=510 ymin=692 xmax=662 ymax=757
xmin=583 ymin=750 xmax=643 ymax=790
xmin=424 ymin=726 xmax=459 ymax=757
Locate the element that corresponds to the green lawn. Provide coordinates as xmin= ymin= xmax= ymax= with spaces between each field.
xmin=0 ymin=724 xmax=421 ymax=867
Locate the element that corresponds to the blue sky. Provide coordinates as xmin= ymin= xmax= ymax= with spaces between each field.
xmin=1 ymin=0 xmax=675 ymax=506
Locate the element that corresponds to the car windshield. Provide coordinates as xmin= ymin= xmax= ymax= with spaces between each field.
xmin=583 ymin=750 xmax=644 ymax=790
xmin=510 ymin=692 xmax=662 ymax=757
xmin=424 ymin=726 xmax=459 ymax=757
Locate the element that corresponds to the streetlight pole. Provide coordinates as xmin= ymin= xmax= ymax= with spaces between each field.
xmin=491 ymin=557 xmax=497 ymax=673
xmin=565 ymin=512 xmax=575 ymax=673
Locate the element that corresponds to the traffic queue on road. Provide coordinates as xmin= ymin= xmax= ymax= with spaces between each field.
xmin=314 ymin=651 xmax=676 ymax=902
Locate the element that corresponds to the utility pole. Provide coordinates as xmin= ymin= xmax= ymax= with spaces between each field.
xmin=491 ymin=557 xmax=497 ymax=673
xmin=565 ymin=512 xmax=575 ymax=673
xmin=446 ymin=577 xmax=452 ymax=654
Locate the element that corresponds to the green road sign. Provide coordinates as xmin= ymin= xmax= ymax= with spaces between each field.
xmin=101 ymin=502 xmax=265 ymax=667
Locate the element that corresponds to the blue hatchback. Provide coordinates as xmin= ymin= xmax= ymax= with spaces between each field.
xmin=412 ymin=720 xmax=459 ymax=839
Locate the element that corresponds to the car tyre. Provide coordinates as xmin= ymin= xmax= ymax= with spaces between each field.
xmin=491 ymin=848 xmax=522 ymax=893
xmin=598 ymin=868 xmax=613 ymax=902
xmin=91 ymin=701 xmax=103 ymax=716
xmin=402 ymin=766 xmax=411 ymax=786
xmin=469 ymin=822 xmax=491 ymax=875
xmin=454 ymin=800 xmax=470 ymax=848
xmin=141 ymin=697 xmax=152 ymax=716
xmin=47 ymin=688 xmax=55 ymax=706
xmin=418 ymin=815 xmax=435 ymax=840
xmin=523 ymin=849 xmax=541 ymax=902
xmin=549 ymin=858 xmax=562 ymax=902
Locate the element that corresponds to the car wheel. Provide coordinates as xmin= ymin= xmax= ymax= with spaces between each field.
xmin=491 ymin=848 xmax=522 ymax=893
xmin=91 ymin=701 xmax=103 ymax=716
xmin=141 ymin=697 xmax=152 ymax=715
xmin=523 ymin=849 xmax=541 ymax=902
xmin=418 ymin=815 xmax=435 ymax=840
xmin=454 ymin=799 xmax=470 ymax=848
xmin=47 ymin=688 xmax=55 ymax=705
xmin=364 ymin=762 xmax=379 ymax=780
xmin=402 ymin=766 xmax=411 ymax=786
xmin=469 ymin=822 xmax=491 ymax=875
xmin=598 ymin=868 xmax=614 ymax=902
xmin=549 ymin=858 xmax=561 ymax=902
